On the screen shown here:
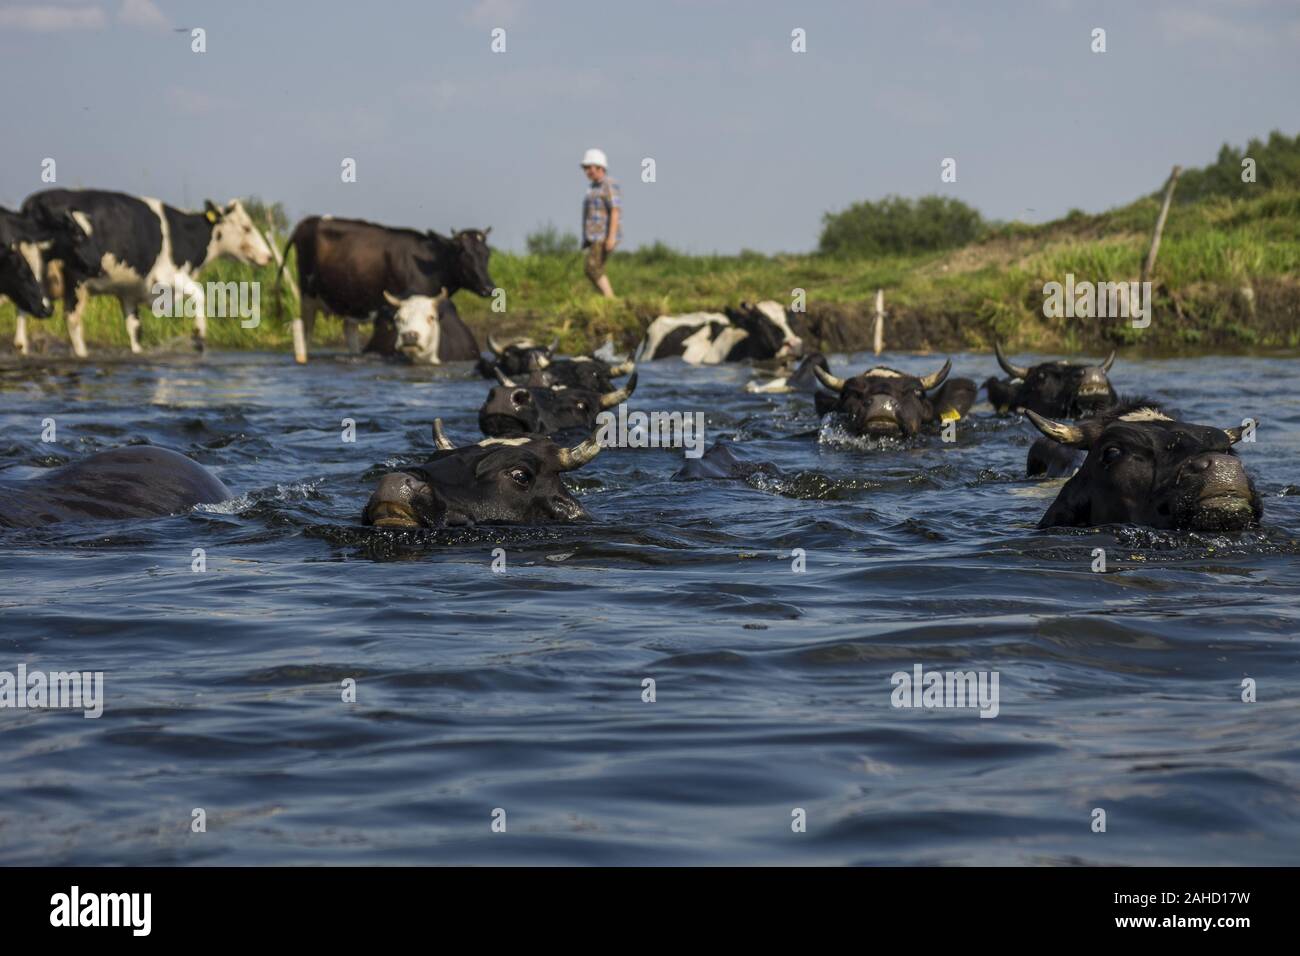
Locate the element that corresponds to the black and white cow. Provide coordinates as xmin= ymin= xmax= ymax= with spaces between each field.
xmin=21 ymin=189 xmax=273 ymax=356
xmin=276 ymin=216 xmax=495 ymax=363
xmin=641 ymin=300 xmax=803 ymax=364
xmin=1 ymin=205 xmax=98 ymax=351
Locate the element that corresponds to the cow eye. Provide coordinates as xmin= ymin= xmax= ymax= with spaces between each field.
xmin=575 ymin=400 xmax=588 ymax=411
xmin=507 ymin=467 xmax=531 ymax=486
xmin=1102 ymin=445 xmax=1123 ymax=464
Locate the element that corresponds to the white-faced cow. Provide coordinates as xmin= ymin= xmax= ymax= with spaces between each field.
xmin=360 ymin=289 xmax=480 ymax=364
xmin=2 ymin=205 xmax=99 ymax=352
xmin=21 ymin=189 xmax=273 ymax=357
xmin=276 ymin=216 xmax=495 ymax=363
xmin=641 ymin=301 xmax=803 ymax=364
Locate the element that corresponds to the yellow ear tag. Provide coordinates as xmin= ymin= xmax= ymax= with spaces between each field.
xmin=205 ymin=210 xmax=218 ymax=223
xmin=940 ymin=408 xmax=961 ymax=423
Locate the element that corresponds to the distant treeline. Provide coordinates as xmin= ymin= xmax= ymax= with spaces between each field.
xmin=520 ymin=129 xmax=1297 ymax=261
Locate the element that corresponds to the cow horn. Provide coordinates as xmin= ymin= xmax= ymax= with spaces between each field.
xmin=1224 ymin=418 xmax=1257 ymax=444
xmin=608 ymin=360 xmax=635 ymax=377
xmin=494 ymin=367 xmax=519 ymax=388
xmin=919 ymin=358 xmax=952 ymax=391
xmin=432 ymin=418 xmax=456 ymax=450
xmin=814 ymin=366 xmax=846 ymax=393
xmin=1100 ymin=349 xmax=1116 ymax=372
xmin=599 ymin=371 xmax=638 ymax=409
xmin=486 ymin=333 xmax=505 ymax=356
xmin=994 ymin=340 xmax=1030 ymax=379
xmin=383 ymin=290 xmax=402 ymax=308
xmin=1025 ymin=410 xmax=1087 ymax=447
xmin=556 ymin=435 xmax=602 ymax=470
xmin=547 ymin=337 xmax=559 ymax=353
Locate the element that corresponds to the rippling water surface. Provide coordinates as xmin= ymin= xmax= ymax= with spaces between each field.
xmin=1 ymin=350 xmax=1297 ymax=865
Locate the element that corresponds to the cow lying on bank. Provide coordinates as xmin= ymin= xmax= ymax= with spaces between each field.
xmin=1026 ymin=403 xmax=1262 ymax=532
xmin=362 ymin=421 xmax=603 ymax=528
xmin=479 ymin=370 xmax=638 ymax=439
xmin=641 ymin=301 xmax=803 ymax=364
xmin=277 ymin=216 xmax=494 ymax=363
xmin=20 ymin=189 xmax=273 ymax=356
xmin=813 ymin=360 xmax=976 ymax=439
xmin=983 ymin=341 xmax=1118 ymax=417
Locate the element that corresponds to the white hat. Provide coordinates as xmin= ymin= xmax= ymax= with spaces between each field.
xmin=581 ymin=148 xmax=608 ymax=169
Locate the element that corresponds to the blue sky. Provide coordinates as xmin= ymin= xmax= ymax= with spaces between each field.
xmin=1 ymin=0 xmax=1296 ymax=253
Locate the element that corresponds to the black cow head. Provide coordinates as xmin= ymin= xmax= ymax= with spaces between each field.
xmin=433 ymin=227 xmax=495 ymax=297
xmin=526 ymin=356 xmax=632 ymax=391
xmin=814 ymin=360 xmax=952 ymax=438
xmin=484 ymin=335 xmax=556 ymax=376
xmin=0 ymin=243 xmax=52 ymax=316
xmin=726 ymin=300 xmax=803 ymax=360
xmin=363 ymin=422 xmax=601 ymax=528
xmin=479 ymin=369 xmax=638 ymax=437
xmin=1028 ymin=403 xmax=1262 ymax=531
xmin=51 ymin=211 xmax=101 ymax=277
xmin=988 ymin=341 xmax=1118 ymax=418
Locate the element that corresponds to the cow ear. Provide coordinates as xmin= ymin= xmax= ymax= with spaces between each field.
xmin=383 ymin=290 xmax=402 ymax=307
xmin=437 ymin=287 xmax=450 ymax=301
xmin=483 ymin=226 xmax=492 ymax=237
xmin=204 ymin=200 xmax=221 ymax=224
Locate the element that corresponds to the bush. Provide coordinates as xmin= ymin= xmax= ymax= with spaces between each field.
xmin=1170 ymin=130 xmax=1300 ymax=204
xmin=818 ymin=194 xmax=985 ymax=257
xmin=525 ymin=222 xmax=581 ymax=256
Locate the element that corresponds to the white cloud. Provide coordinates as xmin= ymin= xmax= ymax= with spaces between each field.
xmin=0 ymin=4 xmax=108 ymax=31
xmin=118 ymin=0 xmax=167 ymax=29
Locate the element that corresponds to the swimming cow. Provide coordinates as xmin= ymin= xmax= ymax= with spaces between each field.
xmin=0 ymin=446 xmax=232 ymax=528
xmin=984 ymin=341 xmax=1118 ymax=418
xmin=477 ymin=336 xmax=635 ymax=391
xmin=1026 ymin=403 xmax=1262 ymax=532
xmin=362 ymin=421 xmax=602 ymax=528
xmin=478 ymin=369 xmax=637 ymax=439
xmin=812 ymin=360 xmax=976 ymax=439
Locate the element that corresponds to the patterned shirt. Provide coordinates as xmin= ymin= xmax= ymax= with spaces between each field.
xmin=582 ymin=177 xmax=622 ymax=245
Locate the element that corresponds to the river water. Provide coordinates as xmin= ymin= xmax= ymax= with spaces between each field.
xmin=1 ymin=350 xmax=1297 ymax=865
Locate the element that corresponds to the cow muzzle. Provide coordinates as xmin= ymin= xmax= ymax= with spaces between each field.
xmin=364 ymin=472 xmax=430 ymax=528
xmin=855 ymin=395 xmax=903 ymax=437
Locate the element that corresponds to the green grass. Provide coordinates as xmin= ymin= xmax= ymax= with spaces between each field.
xmin=4 ymin=183 xmax=1298 ymax=356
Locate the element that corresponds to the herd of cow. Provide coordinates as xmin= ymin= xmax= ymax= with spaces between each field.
xmin=0 ymin=189 xmax=1264 ymax=538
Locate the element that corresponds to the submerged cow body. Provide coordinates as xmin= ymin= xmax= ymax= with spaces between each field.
xmin=363 ymin=421 xmax=602 ymax=528
xmin=0 ymin=446 xmax=231 ymax=528
xmin=1026 ymin=403 xmax=1262 ymax=532
xmin=745 ymin=353 xmax=831 ymax=393
xmin=20 ymin=189 xmax=273 ymax=356
xmin=641 ymin=301 xmax=803 ymax=364
xmin=278 ymin=216 xmax=493 ymax=363
xmin=479 ymin=370 xmax=638 ymax=439
xmin=813 ymin=360 xmax=976 ymax=438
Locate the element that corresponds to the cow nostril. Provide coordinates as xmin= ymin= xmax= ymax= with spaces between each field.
xmin=511 ymin=389 xmax=530 ymax=405
xmin=1188 ymin=456 xmax=1212 ymax=473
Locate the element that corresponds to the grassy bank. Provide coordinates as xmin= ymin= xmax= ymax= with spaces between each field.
xmin=4 ymin=184 xmax=1297 ymax=358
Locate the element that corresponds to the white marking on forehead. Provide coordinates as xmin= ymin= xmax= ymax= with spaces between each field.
xmin=478 ymin=436 xmax=532 ymax=447
xmin=1118 ymin=407 xmax=1171 ymax=422
xmin=755 ymin=300 xmax=800 ymax=343
xmin=17 ymin=241 xmax=43 ymax=278
xmin=863 ymin=367 xmax=903 ymax=378
xmin=70 ymin=210 xmax=93 ymax=236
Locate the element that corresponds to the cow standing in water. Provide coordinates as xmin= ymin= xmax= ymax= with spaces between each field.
xmin=640 ymin=301 xmax=804 ymax=364
xmin=21 ymin=189 xmax=273 ymax=357
xmin=275 ymin=216 xmax=495 ymax=363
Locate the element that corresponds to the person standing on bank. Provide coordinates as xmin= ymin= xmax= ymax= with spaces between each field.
xmin=580 ymin=148 xmax=621 ymax=298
